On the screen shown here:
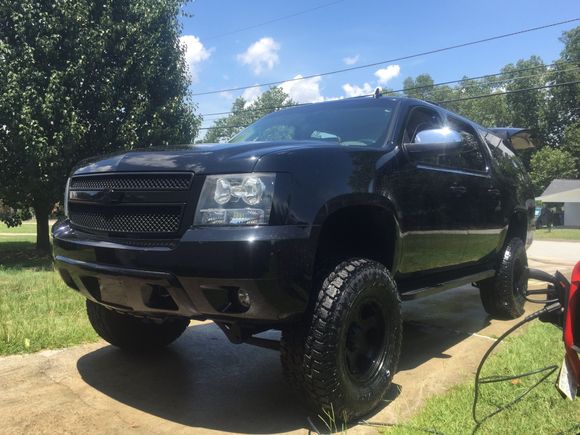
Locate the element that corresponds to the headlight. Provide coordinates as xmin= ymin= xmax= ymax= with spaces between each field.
xmin=64 ymin=177 xmax=71 ymax=217
xmin=194 ymin=173 xmax=276 ymax=225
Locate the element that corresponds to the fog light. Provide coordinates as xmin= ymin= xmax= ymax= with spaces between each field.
xmin=237 ymin=288 xmax=251 ymax=308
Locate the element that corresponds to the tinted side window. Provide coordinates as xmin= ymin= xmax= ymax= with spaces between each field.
xmin=403 ymin=106 xmax=443 ymax=143
xmin=408 ymin=113 xmax=487 ymax=172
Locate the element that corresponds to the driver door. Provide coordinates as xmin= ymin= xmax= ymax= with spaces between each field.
xmin=390 ymin=105 xmax=470 ymax=275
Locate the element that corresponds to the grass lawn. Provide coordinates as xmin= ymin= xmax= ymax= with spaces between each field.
xmin=535 ymin=228 xmax=580 ymax=241
xmin=0 ymin=227 xmax=98 ymax=356
xmin=0 ymin=221 xmax=39 ymax=234
xmin=384 ymin=321 xmax=580 ymax=434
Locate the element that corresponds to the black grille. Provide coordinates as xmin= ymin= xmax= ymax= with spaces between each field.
xmin=109 ymin=239 xmax=178 ymax=249
xmin=69 ymin=205 xmax=183 ymax=234
xmin=70 ymin=173 xmax=192 ymax=191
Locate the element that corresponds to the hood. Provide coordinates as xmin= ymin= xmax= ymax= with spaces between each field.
xmin=72 ymin=141 xmax=328 ymax=175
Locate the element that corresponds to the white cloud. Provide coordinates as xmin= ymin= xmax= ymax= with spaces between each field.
xmin=343 ymin=54 xmax=360 ymax=65
xmin=240 ymin=76 xmax=325 ymax=107
xmin=279 ymin=75 xmax=324 ymax=103
xmin=241 ymin=86 xmax=263 ymax=107
xmin=374 ymin=64 xmax=400 ymax=84
xmin=237 ymin=37 xmax=280 ymax=75
xmin=179 ymin=35 xmax=211 ymax=82
xmin=342 ymin=82 xmax=373 ymax=98
xmin=219 ymin=91 xmax=234 ymax=100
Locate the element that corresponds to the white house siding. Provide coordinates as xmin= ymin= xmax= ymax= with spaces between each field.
xmin=564 ymin=202 xmax=580 ymax=227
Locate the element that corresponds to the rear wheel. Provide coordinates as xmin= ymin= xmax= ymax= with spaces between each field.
xmin=478 ymin=237 xmax=527 ymax=319
xmin=86 ymin=300 xmax=189 ymax=350
xmin=281 ymin=259 xmax=402 ymax=422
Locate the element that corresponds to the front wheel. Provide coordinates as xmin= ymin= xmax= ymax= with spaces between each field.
xmin=86 ymin=300 xmax=189 ymax=350
xmin=478 ymin=237 xmax=527 ymax=319
xmin=281 ymin=259 xmax=402 ymax=422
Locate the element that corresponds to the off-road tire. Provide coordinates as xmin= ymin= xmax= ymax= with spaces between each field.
xmin=281 ymin=258 xmax=402 ymax=422
xmin=479 ymin=237 xmax=527 ymax=319
xmin=86 ymin=300 xmax=189 ymax=350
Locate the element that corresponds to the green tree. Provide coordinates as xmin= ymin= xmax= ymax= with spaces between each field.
xmin=529 ymin=147 xmax=578 ymax=195
xmin=501 ymin=57 xmax=548 ymax=139
xmin=562 ymin=120 xmax=580 ymax=174
xmin=402 ymin=74 xmax=455 ymax=102
xmin=545 ymin=27 xmax=580 ymax=146
xmin=0 ymin=0 xmax=199 ymax=252
xmin=401 ymin=73 xmax=513 ymax=127
xmin=203 ymin=87 xmax=294 ymax=143
xmin=447 ymin=75 xmax=510 ymax=127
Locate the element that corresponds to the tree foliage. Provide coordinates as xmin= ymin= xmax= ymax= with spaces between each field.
xmin=400 ymin=27 xmax=579 ymax=191
xmin=562 ymin=120 xmax=580 ymax=174
xmin=203 ymin=87 xmax=294 ymax=143
xmin=529 ymin=147 xmax=578 ymax=195
xmin=501 ymin=57 xmax=547 ymax=139
xmin=0 ymin=0 xmax=199 ymax=251
xmin=544 ymin=27 xmax=580 ymax=146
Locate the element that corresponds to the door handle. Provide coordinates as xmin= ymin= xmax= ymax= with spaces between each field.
xmin=487 ymin=188 xmax=501 ymax=197
xmin=449 ymin=185 xmax=467 ymax=194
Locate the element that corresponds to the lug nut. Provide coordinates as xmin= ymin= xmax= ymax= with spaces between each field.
xmin=237 ymin=288 xmax=251 ymax=308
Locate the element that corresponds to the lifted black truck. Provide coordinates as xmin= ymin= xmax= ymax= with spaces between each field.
xmin=52 ymin=96 xmax=535 ymax=421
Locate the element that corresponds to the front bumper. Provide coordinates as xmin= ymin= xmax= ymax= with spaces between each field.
xmin=52 ymin=220 xmax=315 ymax=323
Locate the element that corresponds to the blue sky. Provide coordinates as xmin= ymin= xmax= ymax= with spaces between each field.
xmin=180 ymin=0 xmax=579 ymax=133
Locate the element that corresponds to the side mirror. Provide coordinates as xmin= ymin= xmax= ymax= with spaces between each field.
xmin=404 ymin=128 xmax=463 ymax=155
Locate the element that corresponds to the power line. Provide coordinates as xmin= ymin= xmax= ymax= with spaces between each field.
xmin=203 ymin=0 xmax=345 ymax=41
xmin=387 ymin=65 xmax=580 ymax=95
xmin=192 ymin=18 xmax=579 ymax=97
xmin=195 ymin=79 xmax=580 ymax=131
xmin=199 ymin=62 xmax=578 ymax=119
xmin=437 ymin=79 xmax=580 ymax=104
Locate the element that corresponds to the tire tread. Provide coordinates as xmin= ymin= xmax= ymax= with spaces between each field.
xmin=281 ymin=258 xmax=402 ymax=421
xmin=86 ymin=300 xmax=189 ymax=350
xmin=479 ymin=238 xmax=527 ymax=319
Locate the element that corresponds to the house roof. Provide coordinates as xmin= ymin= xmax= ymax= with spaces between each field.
xmin=537 ymin=179 xmax=580 ymax=203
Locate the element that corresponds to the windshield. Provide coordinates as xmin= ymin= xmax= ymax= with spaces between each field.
xmin=230 ymin=99 xmax=397 ymax=147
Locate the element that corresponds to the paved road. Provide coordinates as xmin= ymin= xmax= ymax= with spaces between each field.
xmin=0 ymin=241 xmax=576 ymax=434
xmin=528 ymin=240 xmax=579 ymax=265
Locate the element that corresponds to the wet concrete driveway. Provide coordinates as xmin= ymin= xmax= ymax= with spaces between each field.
xmin=0 ymin=242 xmax=577 ymax=434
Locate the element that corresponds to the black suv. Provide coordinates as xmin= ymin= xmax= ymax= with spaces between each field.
xmin=53 ymin=96 xmax=535 ymax=421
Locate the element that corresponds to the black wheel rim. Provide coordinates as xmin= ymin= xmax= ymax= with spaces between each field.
xmin=513 ymin=258 xmax=527 ymax=298
xmin=343 ymin=294 xmax=388 ymax=383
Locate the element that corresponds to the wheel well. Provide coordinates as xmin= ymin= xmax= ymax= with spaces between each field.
xmin=505 ymin=212 xmax=528 ymax=246
xmin=314 ymin=206 xmax=398 ymax=282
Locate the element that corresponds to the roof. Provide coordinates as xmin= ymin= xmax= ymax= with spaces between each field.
xmin=537 ymin=179 xmax=580 ymax=203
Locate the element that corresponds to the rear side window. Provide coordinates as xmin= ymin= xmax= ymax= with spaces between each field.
xmin=484 ymin=131 xmax=529 ymax=179
xmin=482 ymin=130 xmax=502 ymax=150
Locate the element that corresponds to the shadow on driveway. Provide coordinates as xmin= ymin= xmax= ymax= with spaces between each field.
xmin=76 ymin=310 xmax=483 ymax=433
